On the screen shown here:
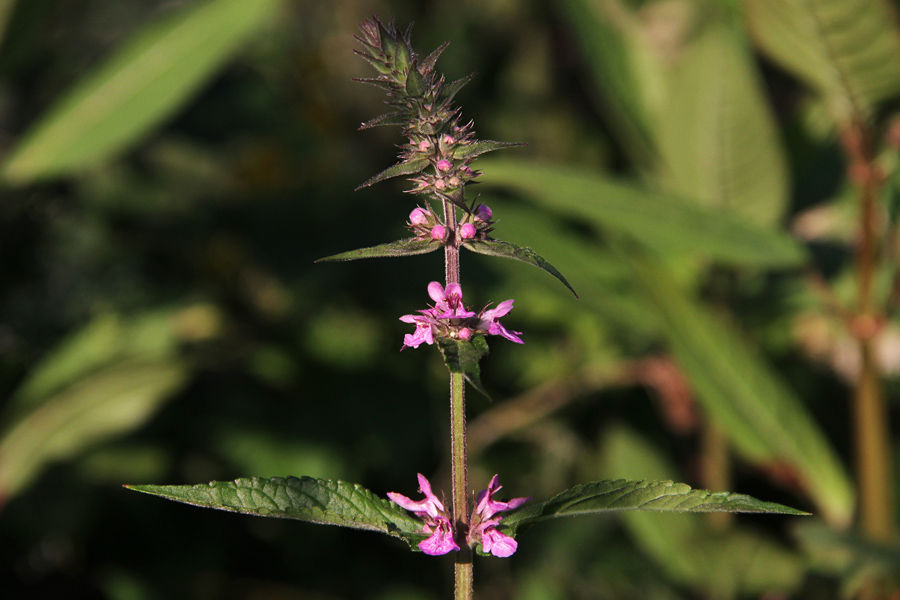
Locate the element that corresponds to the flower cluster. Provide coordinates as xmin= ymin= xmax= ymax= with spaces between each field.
xmin=400 ymin=281 xmax=523 ymax=349
xmin=388 ymin=474 xmax=529 ymax=557
xmin=407 ymin=203 xmax=495 ymax=243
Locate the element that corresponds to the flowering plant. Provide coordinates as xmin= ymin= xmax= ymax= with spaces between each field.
xmin=127 ymin=16 xmax=806 ymax=599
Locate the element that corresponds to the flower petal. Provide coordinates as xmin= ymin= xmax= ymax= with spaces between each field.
xmin=482 ymin=527 xmax=518 ymax=558
xmin=419 ymin=523 xmax=460 ymax=555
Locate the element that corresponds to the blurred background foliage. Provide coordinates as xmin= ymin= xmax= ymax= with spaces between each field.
xmin=2 ymin=0 xmax=900 ymax=598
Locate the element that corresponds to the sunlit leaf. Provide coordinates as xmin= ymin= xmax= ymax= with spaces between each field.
xmin=463 ymin=238 xmax=577 ymax=297
xmin=502 ymin=477 xmax=807 ymax=536
xmin=625 ymin=252 xmax=855 ymax=527
xmin=480 ymin=159 xmax=806 ymax=268
xmin=604 ymin=425 xmax=805 ymax=596
xmin=745 ymin=0 xmax=900 ymax=123
xmin=0 ymin=360 xmax=187 ymax=499
xmin=316 ymin=237 xmax=441 ymax=262
xmin=1 ymin=0 xmax=285 ymax=183
xmin=127 ymin=476 xmax=425 ymax=550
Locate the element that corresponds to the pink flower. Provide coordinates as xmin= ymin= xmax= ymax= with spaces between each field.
xmin=409 ymin=207 xmax=430 ymax=226
xmin=460 ymin=223 xmax=476 ymax=239
xmin=418 ymin=140 xmax=431 ymax=152
xmin=477 ymin=300 xmax=523 ymax=344
xmin=400 ymin=283 xmax=521 ymax=349
xmin=474 ymin=204 xmax=492 ymax=221
xmin=468 ymin=475 xmax=530 ymax=558
xmin=431 ymin=224 xmax=446 ymax=240
xmin=388 ymin=474 xmax=460 ymax=556
xmin=436 ymin=159 xmax=452 ymax=172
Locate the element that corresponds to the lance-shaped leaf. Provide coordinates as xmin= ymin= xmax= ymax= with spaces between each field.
xmin=500 ymin=478 xmax=808 ymax=537
xmin=438 ymin=72 xmax=476 ymax=105
xmin=356 ymin=157 xmax=429 ymax=190
xmin=452 ymin=140 xmax=524 ymax=161
xmin=316 ymin=237 xmax=441 ymax=263
xmin=436 ymin=336 xmax=490 ymax=399
xmin=479 ymin=159 xmax=807 ymax=268
xmin=359 ymin=111 xmax=408 ymax=130
xmin=126 ymin=476 xmax=427 ymax=550
xmin=463 ymin=239 xmax=577 ymax=297
xmin=1 ymin=0 xmax=284 ymax=184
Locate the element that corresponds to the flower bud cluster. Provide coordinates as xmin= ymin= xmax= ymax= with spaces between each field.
xmin=407 ymin=202 xmax=495 ymax=243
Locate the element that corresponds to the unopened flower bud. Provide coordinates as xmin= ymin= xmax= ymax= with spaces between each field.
xmin=474 ymin=205 xmax=492 ymax=221
xmin=431 ymin=224 xmax=446 ymax=240
xmin=434 ymin=179 xmax=447 ymax=190
xmin=458 ymin=327 xmax=471 ymax=341
xmin=418 ymin=140 xmax=431 ymax=152
xmin=442 ymin=134 xmax=455 ymax=145
xmin=460 ymin=223 xmax=476 ymax=239
xmin=437 ymin=159 xmax=452 ymax=172
xmin=409 ymin=207 xmax=430 ymax=225
xmin=449 ymin=176 xmax=460 ymax=187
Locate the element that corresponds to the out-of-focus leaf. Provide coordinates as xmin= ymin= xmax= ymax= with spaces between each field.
xmin=11 ymin=311 xmax=182 ymax=410
xmin=436 ymin=336 xmax=490 ymax=399
xmin=0 ymin=360 xmax=187 ymax=500
xmin=1 ymin=0 xmax=284 ymax=183
xmin=127 ymin=476 xmax=426 ymax=550
xmin=626 ymin=252 xmax=855 ymax=527
xmin=603 ymin=425 xmax=805 ymax=596
xmin=503 ymin=478 xmax=807 ymax=536
xmin=744 ymin=0 xmax=900 ymax=123
xmin=480 ymin=159 xmax=806 ymax=268
xmin=559 ymin=0 xmax=661 ymax=167
xmin=795 ymin=520 xmax=900 ymax=591
xmin=463 ymin=238 xmax=577 ymax=297
xmin=316 ymin=237 xmax=440 ymax=262
xmin=657 ymin=16 xmax=788 ymax=228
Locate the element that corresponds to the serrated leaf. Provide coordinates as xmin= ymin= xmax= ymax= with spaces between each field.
xmin=0 ymin=0 xmax=284 ymax=184
xmin=480 ymin=159 xmax=807 ymax=268
xmin=463 ymin=239 xmax=577 ymax=297
xmin=625 ymin=252 xmax=854 ymax=527
xmin=452 ymin=140 xmax=524 ymax=161
xmin=745 ymin=0 xmax=900 ymax=123
xmin=438 ymin=72 xmax=476 ymax=105
xmin=316 ymin=237 xmax=441 ymax=262
xmin=359 ymin=111 xmax=409 ymax=130
xmin=0 ymin=360 xmax=187 ymax=499
xmin=604 ymin=425 xmax=805 ymax=596
xmin=127 ymin=476 xmax=426 ymax=550
xmin=436 ymin=336 xmax=490 ymax=399
xmin=501 ymin=478 xmax=808 ymax=537
xmin=420 ymin=41 xmax=450 ymax=74
xmin=356 ymin=157 xmax=429 ymax=190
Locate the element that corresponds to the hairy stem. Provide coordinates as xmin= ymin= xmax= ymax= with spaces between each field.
xmin=451 ymin=371 xmax=472 ymax=599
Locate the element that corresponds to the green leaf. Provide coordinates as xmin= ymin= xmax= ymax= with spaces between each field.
xmin=316 ymin=237 xmax=441 ymax=262
xmin=502 ymin=478 xmax=808 ymax=536
xmin=656 ymin=16 xmax=789 ymax=228
xmin=603 ymin=425 xmax=805 ymax=596
xmin=624 ymin=252 xmax=854 ymax=527
xmin=438 ymin=72 xmax=476 ymax=105
xmin=359 ymin=111 xmax=408 ymax=129
xmin=0 ymin=360 xmax=187 ymax=499
xmin=356 ymin=157 xmax=429 ymax=190
xmin=480 ymin=159 xmax=807 ymax=268
xmin=452 ymin=140 xmax=524 ymax=161
xmin=126 ymin=476 xmax=426 ymax=550
xmin=463 ymin=239 xmax=577 ymax=297
xmin=745 ymin=0 xmax=900 ymax=123
xmin=1 ymin=0 xmax=284 ymax=184
xmin=436 ymin=336 xmax=491 ymax=399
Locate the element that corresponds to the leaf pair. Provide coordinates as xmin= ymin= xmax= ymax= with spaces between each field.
xmin=126 ymin=475 xmax=807 ymax=553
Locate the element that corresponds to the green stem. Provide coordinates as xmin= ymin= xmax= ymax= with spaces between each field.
xmin=443 ymin=194 xmax=471 ymax=598
xmin=451 ymin=370 xmax=472 ymax=599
